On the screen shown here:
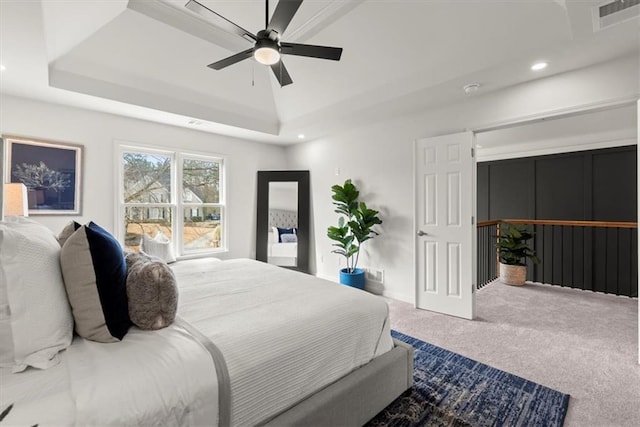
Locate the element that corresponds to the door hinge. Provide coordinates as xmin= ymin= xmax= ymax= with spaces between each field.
xmin=471 ymin=216 xmax=475 ymax=225
xmin=471 ymin=147 xmax=475 ymax=158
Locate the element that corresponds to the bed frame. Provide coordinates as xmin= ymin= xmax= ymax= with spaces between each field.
xmin=264 ymin=339 xmax=414 ymax=426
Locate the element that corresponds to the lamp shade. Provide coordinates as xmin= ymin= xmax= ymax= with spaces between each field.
xmin=4 ymin=183 xmax=29 ymax=217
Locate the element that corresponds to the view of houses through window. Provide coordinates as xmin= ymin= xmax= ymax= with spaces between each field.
xmin=120 ymin=146 xmax=224 ymax=256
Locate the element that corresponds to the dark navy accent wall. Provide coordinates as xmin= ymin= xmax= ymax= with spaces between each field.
xmin=478 ymin=146 xmax=637 ymax=222
xmin=478 ymin=145 xmax=637 ymax=297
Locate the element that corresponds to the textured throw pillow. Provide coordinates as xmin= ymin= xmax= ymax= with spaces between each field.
xmin=141 ymin=232 xmax=176 ymax=263
xmin=0 ymin=218 xmax=73 ymax=372
xmin=125 ymin=250 xmax=153 ymax=269
xmin=276 ymin=227 xmax=297 ymax=242
xmin=126 ymin=256 xmax=178 ymax=330
xmin=280 ymin=233 xmax=298 ymax=243
xmin=57 ymin=220 xmax=81 ymax=247
xmin=60 ymin=222 xmax=131 ymax=343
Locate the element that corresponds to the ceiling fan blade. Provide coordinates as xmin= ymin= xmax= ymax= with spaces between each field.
xmin=185 ymin=0 xmax=256 ymax=41
xmin=267 ymin=0 xmax=303 ymax=36
xmin=270 ymin=61 xmax=293 ymax=87
xmin=281 ymin=42 xmax=342 ymax=61
xmin=208 ymin=49 xmax=254 ymax=70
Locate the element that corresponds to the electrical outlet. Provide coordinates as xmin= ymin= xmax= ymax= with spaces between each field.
xmin=364 ymin=268 xmax=384 ymax=284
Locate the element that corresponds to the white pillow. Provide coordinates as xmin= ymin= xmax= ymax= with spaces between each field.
xmin=141 ymin=232 xmax=176 ymax=263
xmin=268 ymin=226 xmax=278 ymax=244
xmin=0 ymin=218 xmax=73 ymax=372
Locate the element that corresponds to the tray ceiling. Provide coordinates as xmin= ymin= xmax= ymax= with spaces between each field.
xmin=1 ymin=0 xmax=638 ymax=144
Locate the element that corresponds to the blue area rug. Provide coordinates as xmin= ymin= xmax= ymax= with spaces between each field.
xmin=366 ymin=331 xmax=570 ymax=427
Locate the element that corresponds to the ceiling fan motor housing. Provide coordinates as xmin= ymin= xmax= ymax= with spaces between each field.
xmin=255 ymin=30 xmax=281 ymax=51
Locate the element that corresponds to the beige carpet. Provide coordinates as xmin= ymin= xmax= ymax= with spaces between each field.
xmin=387 ymin=281 xmax=639 ymax=427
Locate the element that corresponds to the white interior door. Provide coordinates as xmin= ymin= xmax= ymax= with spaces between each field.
xmin=415 ymin=132 xmax=476 ymax=319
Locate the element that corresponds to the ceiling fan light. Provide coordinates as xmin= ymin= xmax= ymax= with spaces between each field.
xmin=254 ymin=47 xmax=280 ymax=65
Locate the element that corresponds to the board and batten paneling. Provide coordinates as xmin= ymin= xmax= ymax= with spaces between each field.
xmin=478 ymin=146 xmax=637 ymax=297
xmin=478 ymin=146 xmax=637 ymax=222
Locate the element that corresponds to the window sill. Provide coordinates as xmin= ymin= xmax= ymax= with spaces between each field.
xmin=176 ymin=249 xmax=228 ymax=262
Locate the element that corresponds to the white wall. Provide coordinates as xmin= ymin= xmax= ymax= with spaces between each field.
xmin=286 ymin=54 xmax=639 ymax=303
xmin=0 ymin=95 xmax=287 ymax=259
xmin=268 ymin=182 xmax=298 ymax=211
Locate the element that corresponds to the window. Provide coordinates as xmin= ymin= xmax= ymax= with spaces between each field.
xmin=118 ymin=146 xmax=225 ymax=256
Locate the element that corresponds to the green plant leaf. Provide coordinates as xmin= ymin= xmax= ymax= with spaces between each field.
xmin=496 ymin=222 xmax=538 ymax=265
xmin=327 ymin=179 xmax=383 ymax=271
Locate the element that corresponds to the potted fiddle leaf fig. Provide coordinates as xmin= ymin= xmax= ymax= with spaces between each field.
xmin=327 ymin=179 xmax=382 ymax=289
xmin=496 ymin=222 xmax=539 ymax=286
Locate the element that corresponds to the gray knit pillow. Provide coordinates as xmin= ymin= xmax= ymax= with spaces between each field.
xmin=125 ymin=251 xmax=153 ymax=269
xmin=125 ymin=256 xmax=178 ymax=330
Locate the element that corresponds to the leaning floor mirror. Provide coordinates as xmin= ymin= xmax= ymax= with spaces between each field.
xmin=256 ymin=170 xmax=310 ymax=273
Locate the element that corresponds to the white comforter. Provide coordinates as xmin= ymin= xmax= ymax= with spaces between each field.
xmin=1 ymin=258 xmax=393 ymax=427
xmin=173 ymin=258 xmax=394 ymax=426
xmin=0 ymin=324 xmax=218 ymax=426
xmin=268 ymin=241 xmax=297 ymax=257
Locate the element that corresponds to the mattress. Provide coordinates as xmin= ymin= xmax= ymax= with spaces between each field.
xmin=172 ymin=258 xmax=394 ymax=426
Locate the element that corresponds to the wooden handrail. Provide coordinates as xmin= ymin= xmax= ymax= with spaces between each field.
xmin=477 ymin=220 xmax=501 ymax=227
xmin=477 ymin=219 xmax=637 ymax=228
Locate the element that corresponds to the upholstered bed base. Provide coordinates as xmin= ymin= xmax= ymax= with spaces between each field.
xmin=264 ymin=339 xmax=414 ymax=426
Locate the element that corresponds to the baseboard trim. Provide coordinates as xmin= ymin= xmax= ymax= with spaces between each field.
xmin=381 ymin=290 xmax=414 ymax=304
xmin=315 ymin=273 xmax=414 ymax=304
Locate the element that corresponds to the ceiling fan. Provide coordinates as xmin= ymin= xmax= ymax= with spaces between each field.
xmin=185 ymin=0 xmax=343 ymax=87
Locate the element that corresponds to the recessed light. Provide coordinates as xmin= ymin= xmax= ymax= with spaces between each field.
xmin=531 ymin=61 xmax=548 ymax=71
xmin=463 ymin=83 xmax=481 ymax=94
xmin=297 ymin=134 xmax=305 ymax=139
xmin=0 ymin=65 xmax=6 ymax=72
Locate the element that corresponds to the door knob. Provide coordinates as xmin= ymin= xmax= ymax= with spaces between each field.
xmin=417 ymin=230 xmax=428 ymax=236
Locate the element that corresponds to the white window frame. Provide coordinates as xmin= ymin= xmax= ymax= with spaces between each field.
xmin=177 ymin=152 xmax=226 ymax=256
xmin=116 ymin=143 xmax=227 ymax=258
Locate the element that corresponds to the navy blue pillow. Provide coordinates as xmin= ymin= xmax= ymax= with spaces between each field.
xmin=60 ymin=222 xmax=131 ymax=342
xmin=276 ymin=227 xmax=297 ymax=242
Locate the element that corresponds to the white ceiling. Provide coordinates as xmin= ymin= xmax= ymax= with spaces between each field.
xmin=1 ymin=0 xmax=639 ymax=144
xmin=475 ymin=103 xmax=637 ymax=162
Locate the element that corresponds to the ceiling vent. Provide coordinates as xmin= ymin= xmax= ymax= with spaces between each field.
xmin=594 ymin=0 xmax=640 ymax=31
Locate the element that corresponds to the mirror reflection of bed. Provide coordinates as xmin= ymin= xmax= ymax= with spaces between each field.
xmin=267 ymin=182 xmax=298 ymax=267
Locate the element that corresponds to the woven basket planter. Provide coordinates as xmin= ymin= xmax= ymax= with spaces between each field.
xmin=499 ymin=263 xmax=527 ymax=286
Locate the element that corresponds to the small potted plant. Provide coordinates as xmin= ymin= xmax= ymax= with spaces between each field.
xmin=327 ymin=179 xmax=382 ymax=289
xmin=496 ymin=222 xmax=539 ymax=286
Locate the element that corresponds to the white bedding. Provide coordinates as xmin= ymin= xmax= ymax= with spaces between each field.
xmin=1 ymin=257 xmax=394 ymax=427
xmin=0 ymin=325 xmax=218 ymax=426
xmin=268 ymin=241 xmax=297 ymax=257
xmin=172 ymin=258 xmax=394 ymax=426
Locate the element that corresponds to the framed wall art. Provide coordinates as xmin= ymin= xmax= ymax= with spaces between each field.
xmin=5 ymin=136 xmax=82 ymax=215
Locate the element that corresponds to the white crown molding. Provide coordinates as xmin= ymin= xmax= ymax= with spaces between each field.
xmin=477 ymin=137 xmax=636 ymax=162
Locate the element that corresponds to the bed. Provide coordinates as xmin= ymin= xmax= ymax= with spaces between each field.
xmin=1 ymin=254 xmax=412 ymax=426
xmin=267 ymin=226 xmax=298 ymax=266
